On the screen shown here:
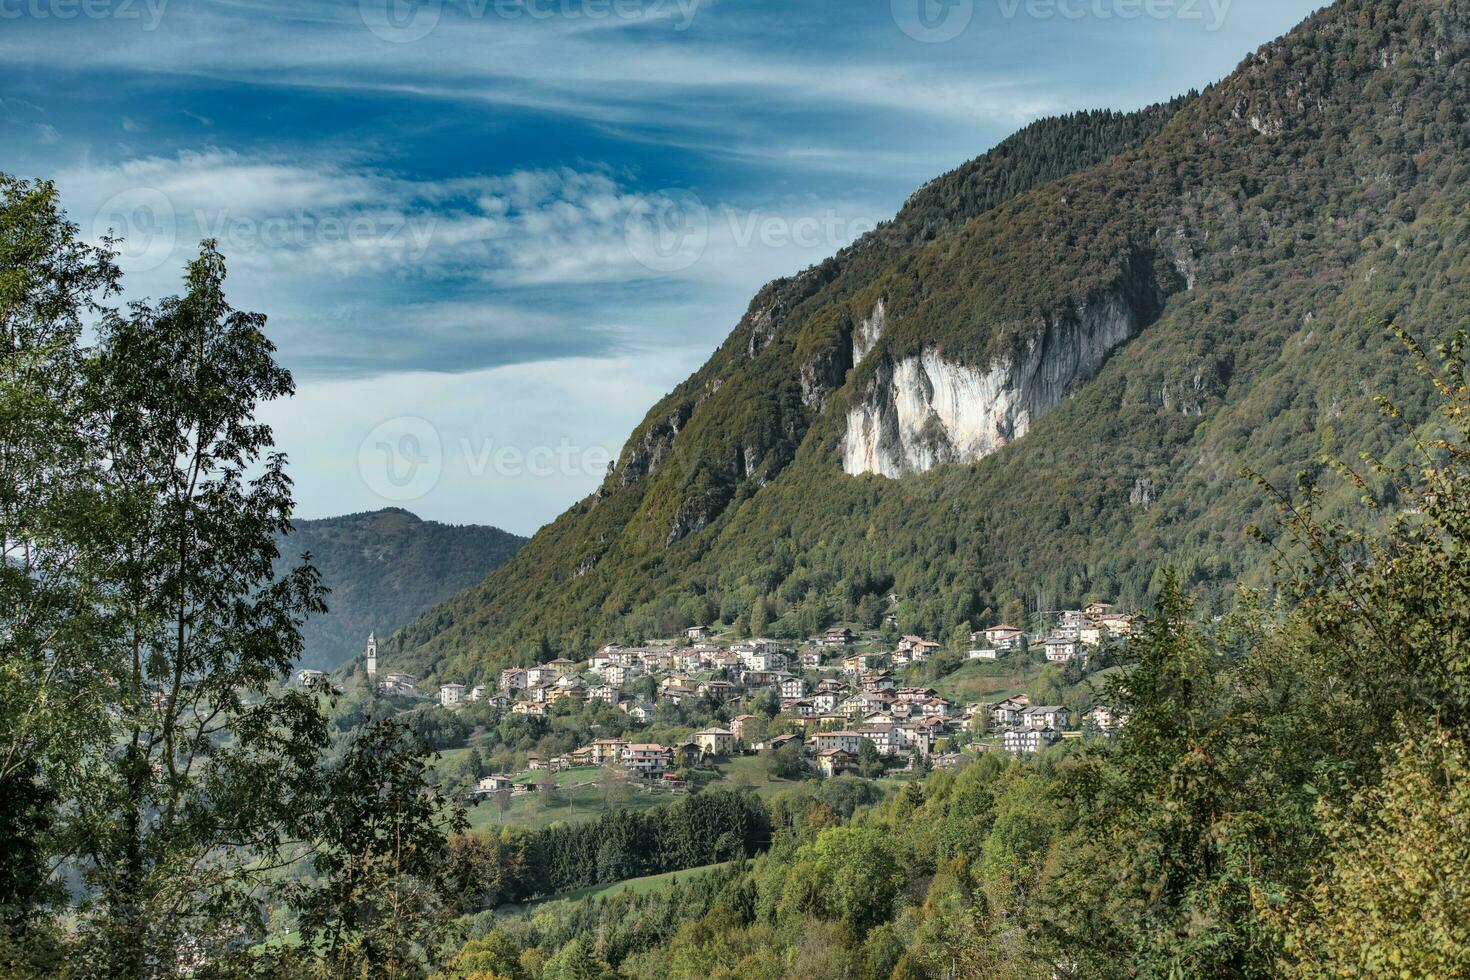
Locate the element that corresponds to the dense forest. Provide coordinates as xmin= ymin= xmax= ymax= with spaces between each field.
xmin=277 ymin=509 xmax=524 ymax=671
xmin=384 ymin=0 xmax=1470 ymax=694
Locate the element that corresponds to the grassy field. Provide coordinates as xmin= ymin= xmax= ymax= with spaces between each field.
xmin=463 ymin=767 xmax=674 ymax=833
xmin=931 ymin=657 xmax=1039 ymax=704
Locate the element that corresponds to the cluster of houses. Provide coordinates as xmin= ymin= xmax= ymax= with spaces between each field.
xmin=973 ymin=695 xmax=1124 ymax=754
xmin=333 ymin=601 xmax=1136 ymax=782
xmin=966 ymin=602 xmax=1137 ymax=662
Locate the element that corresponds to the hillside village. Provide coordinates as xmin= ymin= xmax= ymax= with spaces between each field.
xmin=304 ymin=602 xmax=1138 ymax=801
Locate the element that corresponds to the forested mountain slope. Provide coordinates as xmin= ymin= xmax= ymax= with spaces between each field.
xmin=388 ymin=0 xmax=1469 ymax=684
xmin=276 ymin=508 xmax=524 ymax=670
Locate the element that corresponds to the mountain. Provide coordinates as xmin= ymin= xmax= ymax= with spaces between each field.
xmin=276 ymin=508 xmax=525 ymax=671
xmin=387 ymin=0 xmax=1469 ymax=684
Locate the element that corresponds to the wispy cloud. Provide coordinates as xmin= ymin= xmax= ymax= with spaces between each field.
xmin=54 ymin=149 xmax=883 ymax=382
xmin=3 ymin=0 xmax=1328 ymax=528
xmin=1 ymin=0 xmax=1058 ymax=172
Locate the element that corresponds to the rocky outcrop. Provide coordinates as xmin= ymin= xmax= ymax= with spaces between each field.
xmin=1129 ymin=477 xmax=1158 ymax=510
xmin=841 ymin=286 xmax=1149 ymax=478
xmin=799 ymin=299 xmax=888 ymax=410
xmin=853 ymin=300 xmax=887 ymax=364
xmin=800 ymin=344 xmax=852 ymax=410
xmin=616 ymin=404 xmax=692 ymax=486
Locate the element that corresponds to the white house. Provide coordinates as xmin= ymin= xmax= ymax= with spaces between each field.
xmin=1003 ymin=728 xmax=1060 ymax=755
xmin=439 ymin=683 xmax=466 ymax=707
xmin=604 ymin=662 xmax=641 ymax=687
xmin=857 ymin=723 xmax=903 ymax=756
xmin=1044 ymin=636 xmax=1082 ymax=662
xmin=1023 ymin=705 xmax=1070 ymax=731
xmin=988 ymin=696 xmax=1029 ymax=728
xmin=475 ymin=775 xmax=514 ymax=794
xmin=624 ymin=701 xmax=656 ymax=723
xmin=622 ymin=743 xmax=673 ymax=775
xmin=979 ymin=625 xmax=1026 ymax=650
xmin=812 ymin=730 xmax=865 ymax=755
xmin=745 ymin=651 xmax=787 ymax=672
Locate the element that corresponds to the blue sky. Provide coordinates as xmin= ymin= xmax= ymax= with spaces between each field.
xmin=2 ymin=0 xmax=1323 ymax=534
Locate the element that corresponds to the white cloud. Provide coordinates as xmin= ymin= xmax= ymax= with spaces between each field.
xmin=59 ymin=149 xmax=888 ymax=299
xmin=263 ymin=351 xmax=691 ymax=534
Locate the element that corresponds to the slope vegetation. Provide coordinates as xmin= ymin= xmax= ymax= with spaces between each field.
xmin=390 ymin=0 xmax=1469 ymax=684
xmin=278 ymin=508 xmax=524 ymax=670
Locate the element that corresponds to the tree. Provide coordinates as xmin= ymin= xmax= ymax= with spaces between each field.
xmin=1274 ymin=729 xmax=1470 ymax=977
xmin=599 ymin=760 xmax=630 ymax=811
xmin=856 ymin=739 xmax=884 ymax=778
xmin=763 ymin=743 xmax=805 ymax=780
xmin=0 ymin=176 xmax=120 ymax=931
xmin=537 ymin=767 xmax=557 ymax=809
xmin=803 ymin=826 xmax=904 ymax=931
xmin=72 ymin=242 xmax=331 ymax=976
xmin=289 ymin=718 xmax=469 ymax=978
xmin=541 ymin=936 xmax=616 ymax=980
xmin=749 ymin=596 xmax=770 ymax=637
xmin=441 ymin=931 xmax=526 ymax=980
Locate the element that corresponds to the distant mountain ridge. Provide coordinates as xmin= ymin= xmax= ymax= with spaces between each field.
xmin=385 ymin=0 xmax=1470 ymax=685
xmin=276 ymin=508 xmax=525 ymax=671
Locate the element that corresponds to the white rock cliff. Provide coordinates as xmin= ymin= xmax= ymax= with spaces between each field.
xmin=841 ymin=291 xmax=1140 ymax=477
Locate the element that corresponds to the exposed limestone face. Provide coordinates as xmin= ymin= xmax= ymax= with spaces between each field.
xmin=841 ymin=291 xmax=1141 ymax=477
xmin=853 ymin=299 xmax=887 ymax=365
